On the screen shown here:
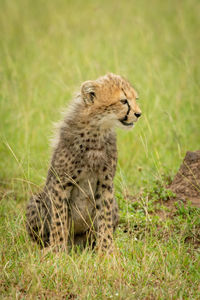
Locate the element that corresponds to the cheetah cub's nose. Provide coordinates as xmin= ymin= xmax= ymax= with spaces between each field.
xmin=134 ymin=112 xmax=142 ymax=118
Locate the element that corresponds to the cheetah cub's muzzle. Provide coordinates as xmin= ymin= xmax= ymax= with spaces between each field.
xmin=118 ymin=93 xmax=142 ymax=129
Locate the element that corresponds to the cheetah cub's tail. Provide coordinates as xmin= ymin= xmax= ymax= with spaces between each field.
xmin=26 ymin=192 xmax=51 ymax=247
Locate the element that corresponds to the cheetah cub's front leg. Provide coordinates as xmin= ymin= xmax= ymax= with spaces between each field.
xmin=48 ymin=166 xmax=83 ymax=252
xmin=95 ymin=169 xmax=115 ymax=253
xmin=49 ymin=187 xmax=70 ymax=252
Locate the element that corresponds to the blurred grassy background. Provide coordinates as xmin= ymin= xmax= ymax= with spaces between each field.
xmin=0 ymin=1 xmax=200 ymax=298
xmin=0 ymin=0 xmax=199 ymax=193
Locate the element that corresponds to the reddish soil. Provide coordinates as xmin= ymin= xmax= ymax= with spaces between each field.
xmin=168 ymin=150 xmax=200 ymax=208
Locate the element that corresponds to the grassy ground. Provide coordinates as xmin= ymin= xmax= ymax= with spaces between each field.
xmin=0 ymin=0 xmax=200 ymax=298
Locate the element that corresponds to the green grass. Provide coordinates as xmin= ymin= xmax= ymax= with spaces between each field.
xmin=0 ymin=0 xmax=200 ymax=298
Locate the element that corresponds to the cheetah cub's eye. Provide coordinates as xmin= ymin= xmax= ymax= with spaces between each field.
xmin=120 ymin=99 xmax=128 ymax=104
xmin=89 ymin=92 xmax=96 ymax=102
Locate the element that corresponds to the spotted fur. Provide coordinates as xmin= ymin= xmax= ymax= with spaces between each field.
xmin=26 ymin=73 xmax=142 ymax=252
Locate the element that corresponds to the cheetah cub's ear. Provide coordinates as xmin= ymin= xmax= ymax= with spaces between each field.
xmin=81 ymin=80 xmax=98 ymax=105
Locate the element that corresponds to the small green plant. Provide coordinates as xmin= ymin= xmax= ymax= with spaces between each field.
xmin=175 ymin=201 xmax=199 ymax=217
xmin=142 ymin=176 xmax=176 ymax=203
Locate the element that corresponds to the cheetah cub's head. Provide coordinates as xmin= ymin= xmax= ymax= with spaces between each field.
xmin=81 ymin=73 xmax=142 ymax=130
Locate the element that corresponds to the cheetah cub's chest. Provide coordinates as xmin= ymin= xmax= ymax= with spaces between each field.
xmin=69 ymin=141 xmax=107 ymax=234
xmin=69 ymin=173 xmax=98 ymax=234
xmin=86 ymin=148 xmax=107 ymax=170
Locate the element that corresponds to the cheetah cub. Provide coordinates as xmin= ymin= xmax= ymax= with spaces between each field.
xmin=26 ymin=73 xmax=142 ymax=253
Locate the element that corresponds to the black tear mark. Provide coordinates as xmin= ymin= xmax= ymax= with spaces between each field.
xmin=121 ymin=101 xmax=130 ymax=122
xmin=120 ymin=88 xmax=131 ymax=122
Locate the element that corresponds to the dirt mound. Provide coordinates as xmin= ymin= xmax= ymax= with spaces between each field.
xmin=169 ymin=150 xmax=200 ymax=208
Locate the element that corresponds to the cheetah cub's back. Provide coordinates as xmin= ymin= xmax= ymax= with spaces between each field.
xmin=26 ymin=73 xmax=142 ymax=252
